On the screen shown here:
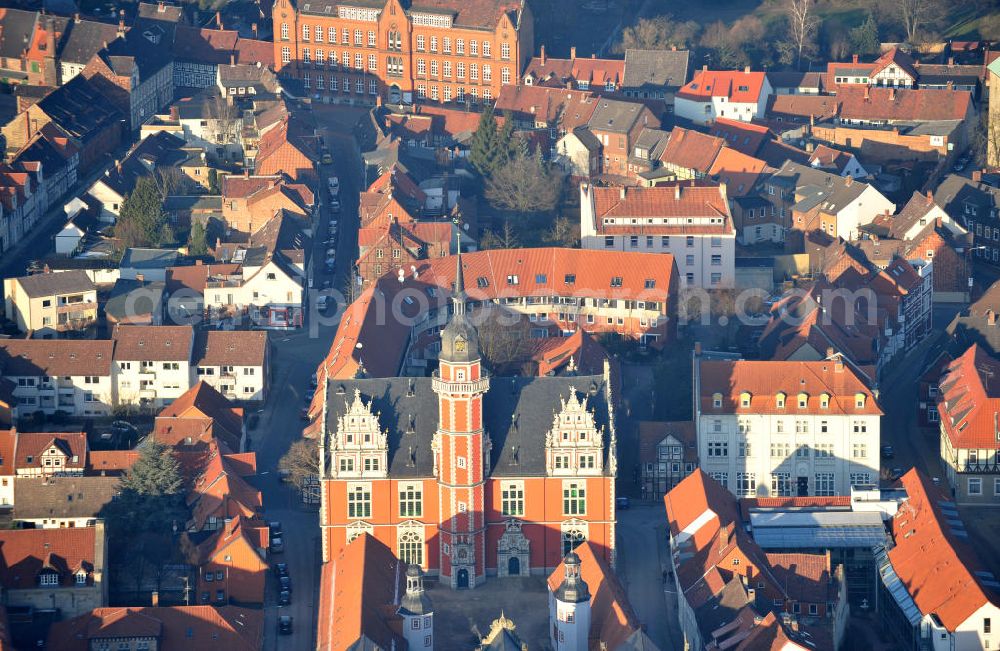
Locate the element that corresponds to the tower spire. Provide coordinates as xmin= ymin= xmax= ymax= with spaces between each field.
xmin=453 ymin=220 xmax=465 ymax=316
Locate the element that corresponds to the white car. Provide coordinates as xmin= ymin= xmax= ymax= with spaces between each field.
xmin=327 ymin=177 xmax=340 ymax=196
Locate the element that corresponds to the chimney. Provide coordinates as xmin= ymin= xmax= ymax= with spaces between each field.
xmin=926 ymin=190 xmax=933 ymax=205
xmin=117 ymin=16 xmax=125 ymax=37
xmin=675 ymin=184 xmax=681 ymax=200
xmin=671 ymin=45 xmax=677 ymax=51
xmin=540 ymin=45 xmax=546 ymax=65
xmin=619 ymin=186 xmax=626 ymax=199
xmin=136 ymin=273 xmax=145 ymax=284
xmin=571 ymin=46 xmax=577 ymax=60
xmin=744 ymin=65 xmax=751 ymax=74
xmin=694 ymin=341 xmax=702 ymax=356
xmin=935 ymin=216 xmax=943 ymax=228
xmin=151 ymin=591 xmax=159 ymax=607
xmin=74 ymin=12 xmax=80 ymax=23
xmin=834 ymin=356 xmax=844 ymax=372
xmin=852 ymin=54 xmax=858 ymax=64
xmin=244 ymin=169 xmax=249 ymax=178
xmin=230 ymin=53 xmax=235 ymax=67
xmin=845 ymin=175 xmax=853 ymax=187
xmin=989 ymin=310 xmax=997 ymax=326
xmin=591 ymin=53 xmax=596 ymax=59
xmin=948 ymin=56 xmax=955 ymax=66
xmin=376 ymin=95 xmax=383 ymax=107
xmin=973 ymin=170 xmax=983 ymax=183
xmin=826 ymin=347 xmax=835 ymax=358
xmin=252 ymin=22 xmax=258 ymax=38
xmin=216 ymin=11 xmax=223 ymax=30
xmin=702 ymin=64 xmax=708 ymax=73
xmin=947 ymin=80 xmax=954 ymax=91
xmin=889 ymin=87 xmax=895 ymax=101
xmin=864 ymin=86 xmax=870 ymax=101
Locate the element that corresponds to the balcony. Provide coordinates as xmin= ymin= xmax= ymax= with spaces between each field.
xmin=962 ymin=463 xmax=1000 ymax=474
xmin=56 ymin=301 xmax=95 ymax=314
xmin=431 ymin=376 xmax=490 ymax=395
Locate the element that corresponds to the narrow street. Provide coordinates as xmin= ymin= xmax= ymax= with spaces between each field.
xmin=253 ymin=107 xmax=364 ymax=650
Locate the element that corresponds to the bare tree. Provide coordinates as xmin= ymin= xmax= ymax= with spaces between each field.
xmin=206 ymin=92 xmax=242 ymax=146
xmin=896 ymin=0 xmax=945 ymax=43
xmin=278 ymin=439 xmax=320 ymax=492
xmin=474 ymin=307 xmax=536 ymax=375
xmin=782 ymin=0 xmax=820 ymax=69
xmin=619 ymin=15 xmax=700 ymax=52
xmin=152 ymin=167 xmax=189 ymax=198
xmin=545 ymin=216 xmax=580 ymax=248
xmin=485 ymin=151 xmax=564 ymax=216
xmin=479 ymin=219 xmax=520 ymax=250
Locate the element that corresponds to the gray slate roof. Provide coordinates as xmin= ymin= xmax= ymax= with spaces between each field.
xmin=774 ymin=161 xmax=870 ymax=214
xmin=120 ymin=248 xmax=179 ymax=270
xmin=14 ymin=270 xmax=95 ymax=298
xmin=324 ymin=375 xmax=612 ymax=478
xmin=59 ymin=18 xmax=120 ymax=65
xmin=623 ymin=48 xmax=689 ymax=90
xmin=0 ymin=9 xmax=38 ymax=60
xmin=14 ymin=476 xmax=120 ymax=520
xmin=104 ymin=279 xmax=164 ymax=321
xmin=587 ymin=98 xmax=648 ymax=135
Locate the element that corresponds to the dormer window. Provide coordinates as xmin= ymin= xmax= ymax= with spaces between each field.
xmin=712 ymin=392 xmax=723 ymax=408
xmin=855 ymin=393 xmax=866 ymax=409
xmin=39 ymin=572 xmax=58 ymax=586
xmin=797 ymin=393 xmax=808 ymax=408
xmin=740 ymin=392 xmax=752 ymax=408
xmin=820 ymin=393 xmax=830 ymax=409
xmin=75 ymin=570 xmax=87 ymax=585
xmin=776 ymin=393 xmax=786 ymax=409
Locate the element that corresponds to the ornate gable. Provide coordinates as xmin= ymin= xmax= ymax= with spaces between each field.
xmin=545 ymin=387 xmax=604 ymax=476
xmin=330 ymin=389 xmax=389 ymax=478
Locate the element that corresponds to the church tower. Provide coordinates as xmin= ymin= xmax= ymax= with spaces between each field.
xmin=433 ymin=248 xmax=489 ymax=589
xmin=550 ymin=551 xmax=591 ymax=651
xmin=398 ymin=565 xmax=434 ymax=650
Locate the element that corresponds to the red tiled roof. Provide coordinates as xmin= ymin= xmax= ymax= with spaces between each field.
xmin=0 ymin=430 xmax=15 ymax=477
xmin=0 ymin=340 xmax=113 ymax=377
xmin=698 ymin=359 xmax=881 ymax=415
xmin=317 ymin=534 xmax=405 ymax=651
xmin=764 ymin=552 xmax=835 ymax=603
xmin=14 ymin=431 xmax=87 ymax=471
xmin=86 ymin=450 xmax=139 ymax=475
xmin=708 ymin=147 xmax=769 ymax=197
xmin=234 ymin=38 xmax=274 ymax=67
xmin=889 ymin=469 xmax=1000 ymax=630
xmin=49 ymin=606 xmax=263 ymax=651
xmin=193 ymin=331 xmax=267 ymax=367
xmin=664 ymin=469 xmax=739 ymax=547
xmin=836 ymin=86 xmax=973 ymax=122
xmin=166 ymin=264 xmax=242 ymax=294
xmin=677 ymin=69 xmax=768 ymax=103
xmin=186 ymin=446 xmax=261 ymax=530
xmin=871 ymin=47 xmax=919 ymax=80
xmin=0 ymin=527 xmax=96 ymax=589
xmin=937 ymin=344 xmax=1000 ymax=449
xmin=158 ymin=382 xmax=243 ymax=452
xmin=494 ymin=85 xmax=598 ymax=130
xmin=658 ymin=127 xmax=725 ymax=174
xmin=112 ymin=325 xmax=193 ymax=362
xmin=765 ymin=94 xmax=840 ymax=122
xmin=591 ymin=182 xmax=732 ymax=222
xmin=709 ymin=118 xmax=771 ymax=157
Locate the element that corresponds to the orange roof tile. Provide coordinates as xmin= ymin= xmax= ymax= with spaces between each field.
xmin=112 ymin=325 xmax=193 ymax=362
xmin=678 ymin=69 xmax=768 ymax=103
xmin=14 ymin=431 xmax=87 ymax=471
xmin=937 ymin=344 xmax=1000 ymax=449
xmin=708 ymin=147 xmax=769 ymax=197
xmin=889 ymin=470 xmax=1000 ymax=630
xmin=0 ymin=527 xmax=97 ymax=589
xmin=658 ymin=127 xmax=725 ymax=174
xmin=86 ymin=450 xmax=139 ymax=475
xmin=699 ymin=358 xmax=881 ymax=415
xmin=317 ymin=534 xmax=405 ymax=651
xmin=836 ymin=86 xmax=973 ymax=122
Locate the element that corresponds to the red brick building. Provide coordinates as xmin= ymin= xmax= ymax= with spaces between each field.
xmin=315 ymin=255 xmax=618 ymax=587
xmin=272 ymin=0 xmax=533 ymax=106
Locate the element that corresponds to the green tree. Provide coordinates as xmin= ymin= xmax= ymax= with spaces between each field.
xmin=116 ymin=176 xmax=172 ymax=248
xmin=207 ymin=168 xmax=220 ymax=194
xmin=187 ymin=221 xmax=209 ymax=256
xmin=469 ymin=106 xmax=503 ymax=177
xmin=121 ymin=440 xmax=184 ymax=497
xmin=850 ymin=13 xmax=880 ymax=56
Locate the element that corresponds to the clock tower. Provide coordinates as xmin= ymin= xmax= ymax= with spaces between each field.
xmin=433 ymin=248 xmax=489 ymax=589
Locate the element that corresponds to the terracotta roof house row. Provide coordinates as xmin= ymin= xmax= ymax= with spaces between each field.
xmin=0 ymin=327 xmax=269 ymax=420
xmin=665 ymin=470 xmax=850 ymax=651
xmin=675 ymin=67 xmax=773 ymax=126
xmin=826 ymin=48 xmax=985 ymax=96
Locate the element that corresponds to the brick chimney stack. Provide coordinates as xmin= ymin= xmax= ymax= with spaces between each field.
xmin=852 ymin=53 xmax=859 ymax=64
xmin=540 ymin=45 xmax=546 ymax=65
xmin=571 ymin=46 xmax=577 ymax=60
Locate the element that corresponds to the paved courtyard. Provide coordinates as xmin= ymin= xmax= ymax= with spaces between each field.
xmin=427 ymin=575 xmax=550 ymax=649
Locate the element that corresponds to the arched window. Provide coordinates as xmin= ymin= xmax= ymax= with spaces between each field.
xmin=399 ymin=528 xmax=424 ymax=566
xmin=739 ymin=392 xmax=752 ymax=408
xmin=797 ymin=392 xmax=809 ymax=408
xmin=820 ymin=393 xmax=830 ymax=409
xmin=712 ymin=392 xmax=723 ymax=408
xmin=776 ymin=392 xmax=786 ymax=409
xmin=855 ymin=393 xmax=866 ymax=408
xmin=347 ymin=521 xmax=373 ymax=543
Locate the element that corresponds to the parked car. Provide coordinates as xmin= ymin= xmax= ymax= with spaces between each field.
xmin=320 ymin=148 xmax=333 ymax=165
xmin=269 ymin=521 xmax=282 ymax=536
xmin=881 ymin=445 xmax=895 ymax=459
xmin=615 ymin=496 xmax=630 ymax=510
xmin=317 ymin=295 xmax=331 ymax=311
xmin=278 ymin=590 xmax=292 ymax=606
xmin=328 ymin=176 xmax=340 ymax=195
xmin=273 ymin=562 xmax=289 ymax=578
xmin=890 ymin=467 xmax=905 ymax=480
xmin=278 ymin=615 xmax=293 ymax=635
xmin=326 ymin=247 xmax=337 ymax=257
xmin=279 ymin=575 xmax=292 ymax=592
xmin=330 ymin=199 xmax=341 ymax=213
xmin=270 ymin=536 xmax=285 ymax=554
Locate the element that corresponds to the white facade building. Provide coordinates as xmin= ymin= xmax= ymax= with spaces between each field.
xmin=580 ymin=183 xmax=736 ymax=288
xmin=694 ymin=354 xmax=882 ymax=498
xmin=674 ymin=69 xmax=773 ymax=126
xmin=112 ymin=325 xmax=195 ymax=408
xmin=0 ymin=340 xmax=114 ymax=418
